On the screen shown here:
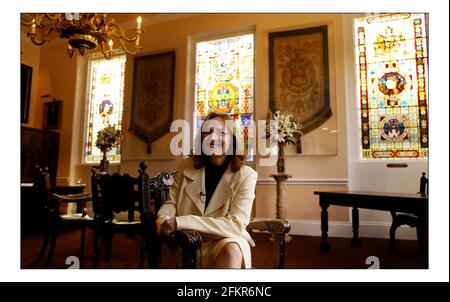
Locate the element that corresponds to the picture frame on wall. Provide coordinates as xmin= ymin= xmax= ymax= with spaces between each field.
xmin=129 ymin=50 xmax=176 ymax=153
xmin=21 ymin=64 xmax=32 ymax=124
xmin=269 ymin=25 xmax=332 ymax=153
xmin=43 ymin=100 xmax=62 ymax=130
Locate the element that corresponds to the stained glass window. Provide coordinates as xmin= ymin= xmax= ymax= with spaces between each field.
xmin=194 ymin=33 xmax=254 ymax=155
xmin=85 ymin=55 xmax=126 ymax=163
xmin=354 ymin=14 xmax=428 ymax=159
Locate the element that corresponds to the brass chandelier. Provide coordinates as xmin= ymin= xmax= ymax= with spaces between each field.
xmin=21 ymin=13 xmax=144 ymax=59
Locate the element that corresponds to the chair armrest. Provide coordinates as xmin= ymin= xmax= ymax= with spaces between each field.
xmin=247 ymin=219 xmax=291 ymax=235
xmin=174 ymin=230 xmax=202 ymax=250
xmin=174 ymin=230 xmax=202 ymax=268
xmin=247 ymin=219 xmax=290 ymax=269
xmin=53 ymin=193 xmax=92 ymax=203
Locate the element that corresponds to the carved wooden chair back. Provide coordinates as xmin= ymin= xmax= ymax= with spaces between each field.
xmin=91 ymin=168 xmax=142 ymax=262
xmin=139 ymin=163 xmax=176 ymax=268
xmin=33 ymin=166 xmax=53 ymax=214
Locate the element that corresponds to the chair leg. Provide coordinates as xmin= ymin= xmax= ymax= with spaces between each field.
xmin=273 ymin=232 xmax=286 ymax=269
xmin=38 ymin=224 xmax=50 ymax=259
xmin=80 ymin=225 xmax=86 ymax=257
xmin=104 ymin=227 xmax=113 ymax=262
xmin=389 ymin=212 xmax=398 ymax=251
xmin=148 ymin=240 xmax=162 ymax=269
xmin=93 ymin=221 xmax=101 ymax=262
xmin=147 ymin=219 xmax=161 ymax=268
xmin=139 ymin=240 xmax=145 ymax=268
xmin=46 ymin=228 xmax=59 ymax=263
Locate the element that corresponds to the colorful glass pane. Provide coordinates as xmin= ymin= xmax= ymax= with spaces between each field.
xmin=194 ymin=33 xmax=254 ymax=155
xmin=85 ymin=55 xmax=126 ymax=163
xmin=355 ymin=14 xmax=428 ymax=159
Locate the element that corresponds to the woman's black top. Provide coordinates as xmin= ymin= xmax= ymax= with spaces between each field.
xmin=204 ymin=158 xmax=229 ymax=211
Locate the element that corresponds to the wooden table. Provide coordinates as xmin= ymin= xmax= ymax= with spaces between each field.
xmin=314 ymin=190 xmax=428 ymax=256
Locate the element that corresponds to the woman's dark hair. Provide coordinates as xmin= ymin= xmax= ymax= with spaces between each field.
xmin=191 ymin=112 xmax=245 ymax=172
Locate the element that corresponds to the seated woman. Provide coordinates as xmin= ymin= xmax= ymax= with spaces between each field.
xmin=156 ymin=113 xmax=258 ymax=268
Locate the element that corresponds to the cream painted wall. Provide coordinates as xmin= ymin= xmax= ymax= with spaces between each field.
xmin=38 ymin=43 xmax=78 ymax=183
xmin=21 ymin=35 xmax=76 ymax=185
xmin=256 ymin=183 xmax=348 ymax=221
xmin=31 ymin=14 xmax=350 ymax=225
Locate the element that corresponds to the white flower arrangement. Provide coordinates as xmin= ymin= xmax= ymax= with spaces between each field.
xmin=266 ymin=110 xmax=303 ymax=145
xmin=96 ymin=125 xmax=121 ymax=152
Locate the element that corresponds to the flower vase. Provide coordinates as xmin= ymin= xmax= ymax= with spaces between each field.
xmin=100 ymin=149 xmax=109 ymax=172
xmin=277 ymin=142 xmax=286 ymax=173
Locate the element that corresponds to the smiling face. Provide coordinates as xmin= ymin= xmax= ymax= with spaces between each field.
xmin=201 ymin=116 xmax=232 ymax=166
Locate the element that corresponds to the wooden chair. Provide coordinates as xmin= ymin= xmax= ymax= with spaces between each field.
xmin=139 ymin=164 xmax=176 ymax=268
xmin=91 ymin=165 xmax=146 ymax=265
xmin=35 ymin=166 xmax=93 ymax=261
xmin=141 ymin=168 xmax=291 ymax=269
xmin=390 ymin=172 xmax=428 ymax=250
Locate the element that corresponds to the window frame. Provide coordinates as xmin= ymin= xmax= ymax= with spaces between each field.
xmin=190 ymin=27 xmax=256 ymax=160
xmin=352 ymin=13 xmax=429 ymax=161
xmin=82 ymin=51 xmax=127 ymax=165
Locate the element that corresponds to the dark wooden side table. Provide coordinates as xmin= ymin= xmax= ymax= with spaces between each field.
xmin=314 ymin=190 xmax=428 ymax=259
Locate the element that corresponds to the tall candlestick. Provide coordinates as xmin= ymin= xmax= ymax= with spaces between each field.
xmin=108 ymin=39 xmax=113 ymax=52
xmin=137 ymin=16 xmax=142 ymax=30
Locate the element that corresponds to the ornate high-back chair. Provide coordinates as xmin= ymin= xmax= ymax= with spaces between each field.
xmin=140 ymin=165 xmax=290 ymax=269
xmin=35 ymin=166 xmax=93 ymax=262
xmin=139 ymin=164 xmax=176 ymax=268
xmin=91 ymin=166 xmax=143 ymax=264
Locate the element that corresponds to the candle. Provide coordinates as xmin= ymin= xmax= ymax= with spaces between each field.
xmin=137 ymin=16 xmax=142 ymax=30
xmin=108 ymin=39 xmax=113 ymax=52
xmin=31 ymin=21 xmax=36 ymax=34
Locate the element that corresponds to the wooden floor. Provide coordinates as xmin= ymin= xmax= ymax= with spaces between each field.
xmin=21 ymin=228 xmax=427 ymax=269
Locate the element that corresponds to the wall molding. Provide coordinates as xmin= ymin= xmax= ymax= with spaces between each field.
xmin=257 ymin=178 xmax=348 ymax=185
xmin=252 ymin=218 xmax=416 ymax=240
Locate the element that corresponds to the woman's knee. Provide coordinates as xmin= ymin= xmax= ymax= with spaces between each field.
xmin=221 ymin=243 xmax=243 ymax=259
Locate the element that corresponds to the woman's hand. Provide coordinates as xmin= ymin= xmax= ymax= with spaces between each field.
xmin=160 ymin=217 xmax=177 ymax=237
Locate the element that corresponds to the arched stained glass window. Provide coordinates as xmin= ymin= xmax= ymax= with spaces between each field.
xmin=84 ymin=55 xmax=126 ymax=164
xmin=193 ymin=33 xmax=254 ymax=155
xmin=354 ymin=14 xmax=428 ymax=159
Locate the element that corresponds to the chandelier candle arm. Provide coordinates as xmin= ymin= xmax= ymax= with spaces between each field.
xmin=108 ymin=23 xmax=142 ymax=43
xmin=100 ymin=40 xmax=113 ymax=60
xmin=29 ymin=26 xmax=56 ymax=46
xmin=44 ymin=14 xmax=62 ymax=21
